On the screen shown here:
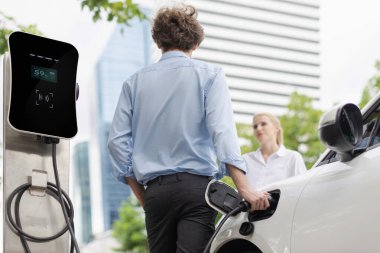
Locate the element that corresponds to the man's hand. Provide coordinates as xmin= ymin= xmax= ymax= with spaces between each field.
xmin=126 ymin=177 xmax=145 ymax=207
xmin=239 ymin=187 xmax=270 ymax=211
xmin=227 ymin=164 xmax=270 ymax=211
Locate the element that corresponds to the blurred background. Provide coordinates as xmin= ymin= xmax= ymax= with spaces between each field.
xmin=1 ymin=0 xmax=380 ymax=252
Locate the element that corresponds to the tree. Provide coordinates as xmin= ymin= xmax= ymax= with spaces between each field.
xmin=112 ymin=197 xmax=147 ymax=253
xmin=279 ymin=92 xmax=325 ymax=168
xmin=80 ymin=0 xmax=146 ymax=25
xmin=359 ymin=60 xmax=380 ymax=108
xmin=0 ymin=0 xmax=146 ymax=55
xmin=236 ymin=123 xmax=259 ymax=155
xmin=0 ymin=11 xmax=43 ymax=55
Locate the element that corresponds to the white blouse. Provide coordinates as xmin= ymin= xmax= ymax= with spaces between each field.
xmin=243 ymin=145 xmax=307 ymax=189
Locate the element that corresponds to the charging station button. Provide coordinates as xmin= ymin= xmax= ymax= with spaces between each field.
xmin=34 ymin=89 xmax=54 ymax=109
xmin=35 ymin=89 xmax=42 ymax=106
xmin=47 ymin=93 xmax=54 ymax=109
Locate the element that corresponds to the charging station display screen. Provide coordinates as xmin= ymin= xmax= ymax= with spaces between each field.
xmin=31 ymin=65 xmax=57 ymax=83
xmin=8 ymin=32 xmax=78 ymax=139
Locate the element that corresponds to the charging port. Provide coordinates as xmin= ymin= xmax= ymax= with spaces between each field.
xmin=248 ymin=189 xmax=281 ymax=222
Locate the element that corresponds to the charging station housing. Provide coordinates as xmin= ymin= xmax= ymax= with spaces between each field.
xmin=3 ymin=32 xmax=79 ymax=253
xmin=8 ymin=31 xmax=78 ymax=139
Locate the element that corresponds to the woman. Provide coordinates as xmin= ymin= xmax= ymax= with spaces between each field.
xmin=243 ymin=112 xmax=307 ymax=189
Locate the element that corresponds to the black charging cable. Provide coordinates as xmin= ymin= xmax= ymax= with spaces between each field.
xmin=202 ymin=201 xmax=251 ymax=253
xmin=6 ymin=137 xmax=80 ymax=253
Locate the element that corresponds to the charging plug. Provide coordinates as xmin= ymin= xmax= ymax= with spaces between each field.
xmin=238 ymin=201 xmax=251 ymax=212
xmin=206 ymin=181 xmax=243 ymax=214
xmin=237 ymin=194 xmax=273 ymax=213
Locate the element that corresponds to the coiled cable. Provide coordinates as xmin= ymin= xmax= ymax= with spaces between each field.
xmin=6 ymin=139 xmax=80 ymax=252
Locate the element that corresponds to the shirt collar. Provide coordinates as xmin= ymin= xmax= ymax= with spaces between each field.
xmin=159 ymin=50 xmax=189 ymax=61
xmin=276 ymin=145 xmax=286 ymax=157
xmin=253 ymin=145 xmax=286 ymax=161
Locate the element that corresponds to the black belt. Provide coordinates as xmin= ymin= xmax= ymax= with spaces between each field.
xmin=146 ymin=172 xmax=213 ymax=187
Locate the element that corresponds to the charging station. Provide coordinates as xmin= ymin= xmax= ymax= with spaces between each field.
xmin=3 ymin=32 xmax=80 ymax=253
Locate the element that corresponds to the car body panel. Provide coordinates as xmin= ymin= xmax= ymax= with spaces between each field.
xmin=211 ymin=168 xmax=319 ymax=253
xmin=292 ymin=146 xmax=380 ymax=252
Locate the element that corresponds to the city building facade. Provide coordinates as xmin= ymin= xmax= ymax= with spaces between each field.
xmin=89 ymin=15 xmax=152 ymax=233
xmin=190 ymin=0 xmax=320 ymax=123
xmin=72 ymin=141 xmax=93 ymax=244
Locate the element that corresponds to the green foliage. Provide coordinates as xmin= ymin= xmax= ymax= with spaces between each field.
xmin=236 ymin=123 xmax=260 ymax=155
xmin=221 ymin=175 xmax=235 ymax=188
xmin=0 ymin=28 xmax=12 ymax=56
xmin=80 ymin=0 xmax=147 ymax=25
xmin=359 ymin=60 xmax=380 ymax=108
xmin=1 ymin=0 xmax=146 ymax=55
xmin=112 ymin=197 xmax=147 ymax=253
xmin=0 ymin=11 xmax=43 ymax=55
xmin=279 ymin=92 xmax=325 ymax=168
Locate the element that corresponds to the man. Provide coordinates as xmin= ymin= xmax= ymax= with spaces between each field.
xmin=108 ymin=4 xmax=269 ymax=253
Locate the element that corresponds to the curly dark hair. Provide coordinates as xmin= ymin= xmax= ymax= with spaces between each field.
xmin=152 ymin=5 xmax=204 ymax=52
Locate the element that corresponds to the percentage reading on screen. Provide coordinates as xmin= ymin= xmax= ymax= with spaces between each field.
xmin=31 ymin=65 xmax=57 ymax=83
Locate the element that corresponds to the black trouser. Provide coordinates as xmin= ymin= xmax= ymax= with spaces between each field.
xmin=144 ymin=172 xmax=217 ymax=253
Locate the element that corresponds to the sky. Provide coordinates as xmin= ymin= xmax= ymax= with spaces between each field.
xmin=1 ymin=0 xmax=380 ymax=139
xmin=320 ymin=0 xmax=380 ymax=108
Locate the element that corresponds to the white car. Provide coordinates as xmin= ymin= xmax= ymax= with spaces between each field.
xmin=209 ymin=93 xmax=380 ymax=253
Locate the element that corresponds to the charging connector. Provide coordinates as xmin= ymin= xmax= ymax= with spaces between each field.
xmin=203 ymin=181 xmax=280 ymax=253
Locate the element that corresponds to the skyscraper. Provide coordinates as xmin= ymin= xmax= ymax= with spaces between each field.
xmin=190 ymin=0 xmax=320 ymax=123
xmin=90 ymin=15 xmax=152 ymax=233
xmin=72 ymin=141 xmax=93 ymax=244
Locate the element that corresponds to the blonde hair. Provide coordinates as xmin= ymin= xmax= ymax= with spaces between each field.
xmin=253 ymin=112 xmax=284 ymax=145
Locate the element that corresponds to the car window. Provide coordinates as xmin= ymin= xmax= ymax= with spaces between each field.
xmin=357 ymin=105 xmax=380 ymax=150
xmin=317 ymin=101 xmax=380 ymax=166
xmin=355 ymin=119 xmax=377 ymax=150
xmin=368 ymin=120 xmax=380 ymax=147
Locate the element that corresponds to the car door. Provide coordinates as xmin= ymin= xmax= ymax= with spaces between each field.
xmin=291 ymin=102 xmax=380 ymax=253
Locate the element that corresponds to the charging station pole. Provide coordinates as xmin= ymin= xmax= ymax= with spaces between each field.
xmin=2 ymin=43 xmax=71 ymax=252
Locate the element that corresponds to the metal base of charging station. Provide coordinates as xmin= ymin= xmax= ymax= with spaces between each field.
xmin=3 ymin=54 xmax=70 ymax=252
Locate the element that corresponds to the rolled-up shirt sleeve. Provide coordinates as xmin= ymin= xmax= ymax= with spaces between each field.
xmin=107 ymin=80 xmax=136 ymax=184
xmin=205 ymin=68 xmax=247 ymax=177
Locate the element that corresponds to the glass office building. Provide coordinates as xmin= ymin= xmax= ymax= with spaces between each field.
xmin=91 ymin=16 xmax=152 ymax=232
xmin=72 ymin=141 xmax=93 ymax=243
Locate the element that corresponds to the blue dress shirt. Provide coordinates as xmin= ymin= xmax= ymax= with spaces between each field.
xmin=108 ymin=51 xmax=246 ymax=184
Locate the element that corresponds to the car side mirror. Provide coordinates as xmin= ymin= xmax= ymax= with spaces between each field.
xmin=318 ymin=103 xmax=363 ymax=162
